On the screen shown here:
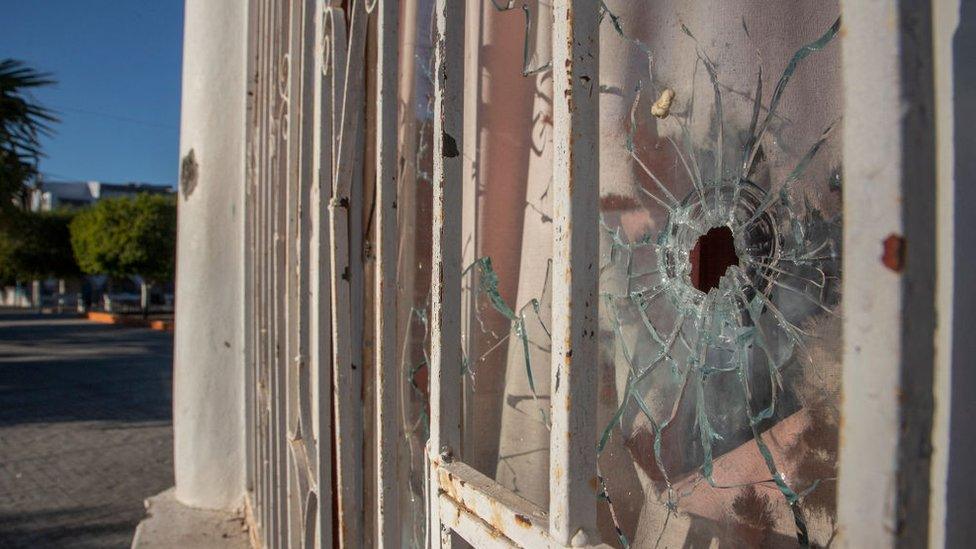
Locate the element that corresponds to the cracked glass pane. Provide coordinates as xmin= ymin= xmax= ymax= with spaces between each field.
xmin=398 ymin=2 xmax=842 ymax=546
xmin=486 ymin=0 xmax=552 ymax=75
xmin=395 ymin=0 xmax=435 ymax=545
xmin=456 ymin=1 xmax=557 ymax=509
xmin=593 ymin=2 xmax=842 ymax=546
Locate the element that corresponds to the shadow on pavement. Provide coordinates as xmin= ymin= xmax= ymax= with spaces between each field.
xmin=0 ymin=309 xmax=174 ymax=549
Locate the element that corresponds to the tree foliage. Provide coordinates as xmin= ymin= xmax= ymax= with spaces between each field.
xmin=0 ymin=209 xmax=79 ymax=284
xmin=70 ymin=194 xmax=177 ymax=283
xmin=0 ymin=59 xmax=57 ymax=212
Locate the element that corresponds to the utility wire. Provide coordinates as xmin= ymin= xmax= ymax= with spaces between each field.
xmin=51 ymin=104 xmax=178 ymax=130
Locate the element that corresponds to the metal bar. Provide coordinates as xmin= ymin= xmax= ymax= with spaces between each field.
xmin=273 ymin=0 xmax=291 ymax=543
xmin=429 ymin=0 xmax=466 ymax=546
xmin=256 ymin=1 xmax=271 ymax=541
xmin=268 ymin=1 xmax=280 ymax=543
xmin=292 ymin=1 xmax=322 ymax=544
xmin=459 ymin=0 xmax=481 ymax=462
xmin=254 ymin=4 xmax=268 ymax=529
xmin=324 ymin=4 xmax=366 ymax=546
xmin=345 ymin=6 xmax=368 ymax=541
xmin=437 ymin=494 xmax=519 ymax=549
xmin=244 ymin=0 xmax=258 ymax=497
xmin=549 ymin=0 xmax=600 ymax=545
xmin=285 ymin=0 xmax=306 ymax=544
xmin=312 ymin=2 xmax=335 ymax=546
xmin=254 ymin=0 xmax=265 ymax=538
xmin=930 ymin=2 xmax=975 ymax=546
xmin=438 ymin=461 xmax=550 ymax=548
xmin=374 ymin=0 xmax=400 ymax=545
xmin=837 ymin=1 xmax=937 ymax=547
xmin=258 ymin=1 xmax=274 ymax=542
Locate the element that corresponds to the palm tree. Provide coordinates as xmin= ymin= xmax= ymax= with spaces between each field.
xmin=0 ymin=59 xmax=57 ymax=212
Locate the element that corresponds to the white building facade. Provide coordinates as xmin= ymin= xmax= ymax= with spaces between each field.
xmin=30 ymin=180 xmax=173 ymax=211
xmin=162 ymin=0 xmax=975 ymax=547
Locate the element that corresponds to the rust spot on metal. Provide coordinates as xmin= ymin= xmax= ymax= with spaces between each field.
xmin=442 ymin=472 xmax=458 ymax=500
xmin=489 ymin=503 xmax=504 ymax=534
xmin=514 ymin=514 xmax=532 ymax=528
xmin=882 ymin=233 xmax=906 ymax=272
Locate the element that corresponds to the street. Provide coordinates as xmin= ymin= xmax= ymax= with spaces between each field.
xmin=0 ymin=309 xmax=173 ymax=548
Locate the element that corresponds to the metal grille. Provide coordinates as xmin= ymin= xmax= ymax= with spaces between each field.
xmin=235 ymin=0 xmax=942 ymax=547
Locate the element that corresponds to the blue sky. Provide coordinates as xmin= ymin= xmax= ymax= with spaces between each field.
xmin=0 ymin=1 xmax=184 ymax=187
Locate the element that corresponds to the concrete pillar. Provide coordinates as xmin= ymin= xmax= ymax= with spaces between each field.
xmin=173 ymin=0 xmax=247 ymax=510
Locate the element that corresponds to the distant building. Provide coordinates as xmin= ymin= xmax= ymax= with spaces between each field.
xmin=30 ymin=180 xmax=174 ymax=211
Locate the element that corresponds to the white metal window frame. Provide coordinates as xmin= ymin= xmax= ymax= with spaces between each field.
xmin=425 ymin=0 xmax=601 ymax=547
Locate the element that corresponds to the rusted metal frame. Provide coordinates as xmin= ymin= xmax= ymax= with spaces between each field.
xmin=324 ymin=2 xmax=367 ymax=545
xmin=837 ymin=1 xmax=937 ymax=547
xmin=437 ymin=461 xmax=550 ymax=548
xmin=550 ymin=0 xmax=601 ymax=546
xmin=374 ymin=0 xmax=400 ymax=546
xmin=437 ymin=494 xmax=519 ymax=549
xmin=429 ymin=0 xmax=465 ymax=547
xmin=312 ymin=2 xmax=336 ymax=546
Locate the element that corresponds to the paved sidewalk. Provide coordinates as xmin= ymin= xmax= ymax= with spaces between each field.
xmin=0 ymin=309 xmax=174 ymax=548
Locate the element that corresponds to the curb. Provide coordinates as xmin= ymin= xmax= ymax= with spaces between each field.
xmin=86 ymin=312 xmax=174 ymax=332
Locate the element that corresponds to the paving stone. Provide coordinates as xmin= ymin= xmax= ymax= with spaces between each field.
xmin=0 ymin=310 xmax=174 ymax=549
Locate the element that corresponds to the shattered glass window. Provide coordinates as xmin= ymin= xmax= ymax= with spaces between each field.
xmin=397 ymin=1 xmax=842 ymax=546
xmin=458 ymin=0 xmax=556 ymax=509
xmin=595 ymin=2 xmax=842 ymax=545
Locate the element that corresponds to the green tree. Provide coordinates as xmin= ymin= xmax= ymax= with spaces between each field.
xmin=0 ymin=59 xmax=57 ymax=214
xmin=0 ymin=209 xmax=79 ymax=284
xmin=70 ymin=194 xmax=176 ymax=316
